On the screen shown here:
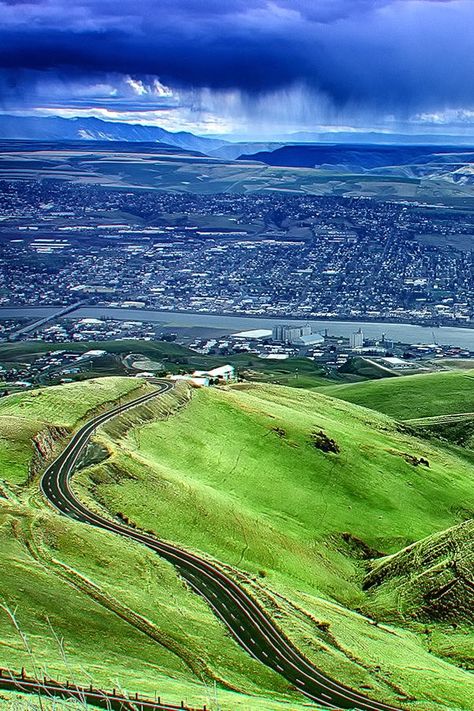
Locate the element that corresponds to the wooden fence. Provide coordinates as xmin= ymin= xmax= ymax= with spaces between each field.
xmin=0 ymin=668 xmax=208 ymax=711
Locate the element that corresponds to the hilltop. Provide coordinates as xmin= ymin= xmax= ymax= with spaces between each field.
xmin=238 ymin=143 xmax=474 ymax=188
xmin=0 ymin=376 xmax=147 ymax=484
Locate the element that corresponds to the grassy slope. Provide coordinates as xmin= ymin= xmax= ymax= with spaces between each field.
xmin=318 ymin=369 xmax=474 ymax=420
xmin=231 ymin=355 xmax=332 ymax=389
xmin=79 ymin=383 xmax=474 ymax=711
xmin=0 ymin=378 xmax=308 ymax=711
xmin=1 ymin=500 xmax=300 ymax=710
xmin=338 ymin=356 xmax=398 ymax=380
xmin=365 ymin=520 xmax=474 ymax=626
xmin=0 ymin=377 xmax=145 ymax=485
xmin=0 ymin=691 xmax=88 ymax=710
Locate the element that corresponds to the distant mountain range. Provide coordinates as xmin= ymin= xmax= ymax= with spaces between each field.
xmin=0 ymin=115 xmax=288 ymax=160
xmin=2 ymin=116 xmax=473 ymax=165
xmin=1 ymin=115 xmax=473 ymax=189
xmin=0 ymin=115 xmax=228 ymax=155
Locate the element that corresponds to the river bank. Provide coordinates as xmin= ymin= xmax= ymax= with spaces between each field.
xmin=1 ymin=306 xmax=474 ymax=349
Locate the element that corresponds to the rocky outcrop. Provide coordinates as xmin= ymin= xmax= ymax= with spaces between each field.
xmin=28 ymin=425 xmax=69 ymax=483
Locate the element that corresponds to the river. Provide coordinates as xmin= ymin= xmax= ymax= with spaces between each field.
xmin=2 ymin=306 xmax=474 ymax=348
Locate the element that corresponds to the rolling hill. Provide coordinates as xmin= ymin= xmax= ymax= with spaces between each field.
xmin=0 ymin=139 xmax=473 ymax=201
xmin=1 ymin=378 xmax=473 ymax=710
xmin=365 ymin=519 xmax=474 ymax=626
xmin=318 ymin=369 xmax=474 ymax=421
xmin=238 ymin=143 xmax=474 ymax=191
xmin=0 ymin=378 xmax=305 ymax=710
xmin=238 ymin=143 xmax=474 ymax=174
xmin=76 ymin=382 xmax=474 ymax=710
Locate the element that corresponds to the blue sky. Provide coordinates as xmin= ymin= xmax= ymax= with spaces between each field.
xmin=0 ymin=0 xmax=473 ymax=139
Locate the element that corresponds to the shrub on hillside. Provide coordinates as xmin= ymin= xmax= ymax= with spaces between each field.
xmin=310 ymin=430 xmax=340 ymax=454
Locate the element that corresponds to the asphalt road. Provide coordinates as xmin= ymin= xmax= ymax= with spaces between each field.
xmin=40 ymin=380 xmax=403 ymax=711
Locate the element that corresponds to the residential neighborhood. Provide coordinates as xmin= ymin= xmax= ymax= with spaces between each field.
xmin=1 ymin=181 xmax=474 ymax=328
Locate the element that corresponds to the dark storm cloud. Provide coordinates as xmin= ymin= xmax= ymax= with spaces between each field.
xmin=0 ymin=0 xmax=471 ymax=112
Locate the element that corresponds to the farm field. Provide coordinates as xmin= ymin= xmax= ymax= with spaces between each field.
xmin=0 ymin=144 xmax=473 ymax=203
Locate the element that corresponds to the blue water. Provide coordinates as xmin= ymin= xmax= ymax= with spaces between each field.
xmin=2 ymin=306 xmax=474 ymax=349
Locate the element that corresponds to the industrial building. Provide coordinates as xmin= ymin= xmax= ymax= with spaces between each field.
xmin=272 ymin=324 xmax=324 ymax=347
xmin=349 ymin=328 xmax=364 ymax=349
xmin=193 ymin=364 xmax=235 ymax=382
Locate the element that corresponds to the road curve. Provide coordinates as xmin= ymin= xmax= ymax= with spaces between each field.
xmin=40 ymin=380 xmax=403 ymax=711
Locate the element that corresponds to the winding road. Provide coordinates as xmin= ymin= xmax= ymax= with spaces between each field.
xmin=40 ymin=380 xmax=403 ymax=711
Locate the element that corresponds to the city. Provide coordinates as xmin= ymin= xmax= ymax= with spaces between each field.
xmin=1 ymin=181 xmax=474 ymax=328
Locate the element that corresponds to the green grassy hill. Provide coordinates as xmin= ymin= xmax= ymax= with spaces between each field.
xmin=0 ymin=377 xmax=147 ymax=485
xmin=75 ymin=382 xmax=474 ymax=711
xmin=0 ymin=378 xmax=314 ymax=711
xmin=2 ymin=377 xmax=474 ymax=710
xmin=365 ymin=520 xmax=474 ymax=627
xmin=337 ymin=356 xmax=398 ymax=380
xmin=318 ymin=369 xmax=474 ymax=420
